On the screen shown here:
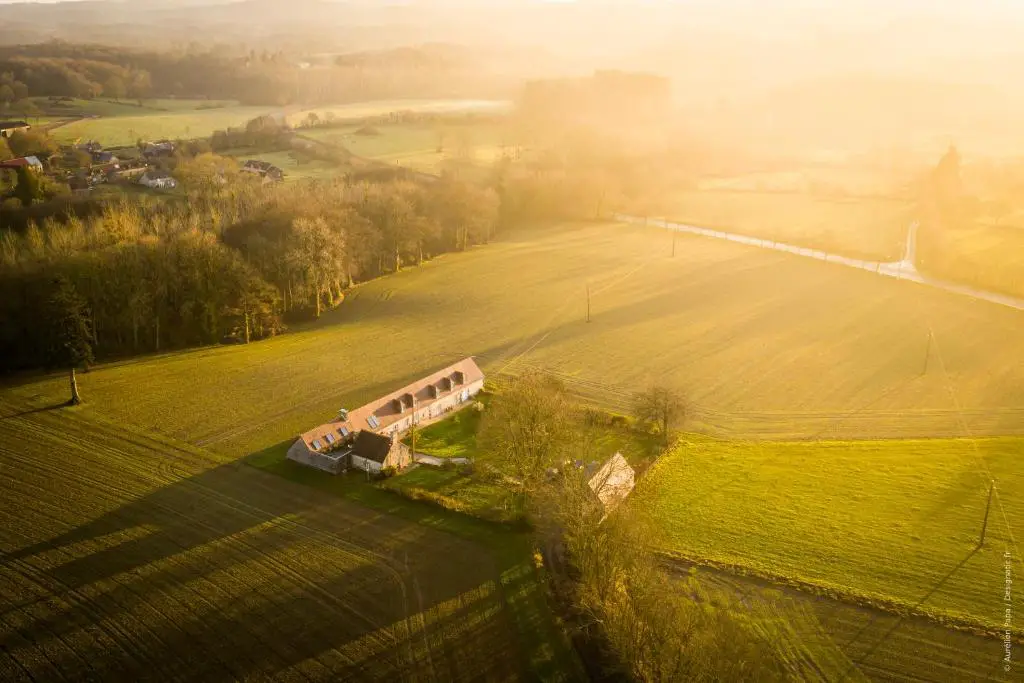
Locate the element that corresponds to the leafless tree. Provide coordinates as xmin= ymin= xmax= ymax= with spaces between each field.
xmin=633 ymin=384 xmax=686 ymax=443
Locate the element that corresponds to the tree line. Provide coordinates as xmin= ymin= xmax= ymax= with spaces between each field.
xmin=0 ymin=42 xmax=515 ymax=107
xmin=0 ymin=176 xmax=500 ymax=374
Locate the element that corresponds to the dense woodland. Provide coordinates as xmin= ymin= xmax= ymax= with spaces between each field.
xmin=0 ymin=175 xmax=507 ymax=373
xmin=0 ymin=42 xmax=512 ymax=107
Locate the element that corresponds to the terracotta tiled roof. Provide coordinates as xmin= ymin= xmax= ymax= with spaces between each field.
xmin=299 ymin=357 xmax=484 ymax=451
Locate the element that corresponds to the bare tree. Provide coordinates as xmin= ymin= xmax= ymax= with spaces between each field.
xmin=478 ymin=374 xmax=575 ymax=516
xmin=633 ymin=384 xmax=685 ymax=443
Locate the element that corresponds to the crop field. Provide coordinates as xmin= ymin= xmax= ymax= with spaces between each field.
xmin=7 ymin=221 xmax=1024 ymax=459
xmin=638 ymin=435 xmax=1024 ymax=634
xmin=663 ymin=189 xmax=913 ymax=261
xmin=0 ymin=398 xmax=580 ymax=681
xmin=302 ymin=122 xmax=514 ymax=173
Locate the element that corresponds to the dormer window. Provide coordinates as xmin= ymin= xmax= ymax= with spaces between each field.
xmin=392 ymin=398 xmax=405 ymax=413
xmin=453 ymin=371 xmax=465 ymax=385
xmin=311 ymin=440 xmax=323 ymax=450
xmin=325 ymin=433 xmax=336 ymax=445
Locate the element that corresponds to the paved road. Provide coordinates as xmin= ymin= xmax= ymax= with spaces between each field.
xmin=620 ymin=215 xmax=1024 ymax=312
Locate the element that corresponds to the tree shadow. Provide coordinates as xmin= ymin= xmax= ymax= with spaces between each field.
xmin=0 ymin=401 xmax=67 ymax=421
xmin=1 ymin=453 xmax=547 ymax=681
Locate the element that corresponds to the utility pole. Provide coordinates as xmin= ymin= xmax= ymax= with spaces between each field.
xmin=979 ymin=481 xmax=995 ymax=547
xmin=586 ymin=283 xmax=591 ymax=323
xmin=410 ymin=410 xmax=417 ymax=462
xmin=921 ymin=331 xmax=933 ymax=376
xmin=671 ymin=228 xmax=676 ymax=258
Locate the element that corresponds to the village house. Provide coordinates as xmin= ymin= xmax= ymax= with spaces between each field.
xmin=287 ymin=357 xmax=485 ymax=474
xmin=0 ymin=121 xmax=30 ymax=138
xmin=142 ymin=141 xmax=175 ymax=158
xmin=138 ymin=170 xmax=177 ymax=189
xmin=0 ymin=156 xmax=44 ymax=172
xmin=241 ymin=159 xmax=285 ymax=182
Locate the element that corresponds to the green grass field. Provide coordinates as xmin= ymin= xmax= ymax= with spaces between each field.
xmin=6 ymin=221 xmax=1023 ymax=460
xmin=685 ymin=566 xmax=1014 ymax=682
xmin=663 ymin=189 xmax=913 ymax=261
xmin=0 ymin=398 xmax=581 ymax=681
xmin=40 ymin=98 xmax=510 ymax=148
xmin=49 ymin=104 xmax=272 ymax=147
xmin=286 ymin=99 xmax=511 ymax=127
xmin=302 ymin=122 xmax=513 ymax=173
xmin=639 ymin=435 xmax=1023 ymax=633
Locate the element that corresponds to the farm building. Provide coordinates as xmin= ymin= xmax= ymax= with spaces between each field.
xmin=587 ymin=453 xmax=635 ymax=513
xmin=287 ymin=357 xmax=484 ymax=474
xmin=287 ymin=429 xmax=411 ymax=475
xmin=0 ymin=121 xmax=30 ymax=138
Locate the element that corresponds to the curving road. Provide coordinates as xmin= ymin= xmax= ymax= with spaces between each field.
xmin=618 ymin=215 xmax=1024 ymax=312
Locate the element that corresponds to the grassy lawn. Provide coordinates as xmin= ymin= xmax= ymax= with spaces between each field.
xmin=0 ymin=396 xmax=583 ymax=681
xmin=406 ymin=398 xmax=487 ymax=459
xmin=640 ymin=434 xmax=1024 ymax=633
xmin=663 ymin=189 xmax=913 ymax=261
xmin=7 ymin=221 xmax=1023 ymax=461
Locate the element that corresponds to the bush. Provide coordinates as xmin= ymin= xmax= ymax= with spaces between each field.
xmin=378 ymin=465 xmax=398 ymax=479
xmin=394 ymin=486 xmax=466 ymax=512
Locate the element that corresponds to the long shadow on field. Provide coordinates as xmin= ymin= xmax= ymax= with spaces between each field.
xmin=0 ymin=457 xmax=537 ymax=680
xmin=0 ymin=401 xmax=66 ymax=421
xmin=835 ymin=545 xmax=980 ymax=682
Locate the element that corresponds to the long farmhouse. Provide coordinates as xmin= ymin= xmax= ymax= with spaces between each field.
xmin=287 ymin=357 xmax=485 ymax=474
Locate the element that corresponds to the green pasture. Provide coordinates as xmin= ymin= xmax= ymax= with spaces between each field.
xmin=302 ymin=121 xmax=515 ymax=172
xmin=640 ymin=434 xmax=1024 ymax=633
xmin=49 ymin=103 xmax=271 ymax=146
xmin=286 ymin=99 xmax=510 ymax=127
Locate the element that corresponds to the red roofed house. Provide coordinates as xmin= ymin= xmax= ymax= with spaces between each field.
xmin=0 ymin=156 xmax=43 ymax=171
xmin=287 ymin=357 xmax=485 ymax=474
